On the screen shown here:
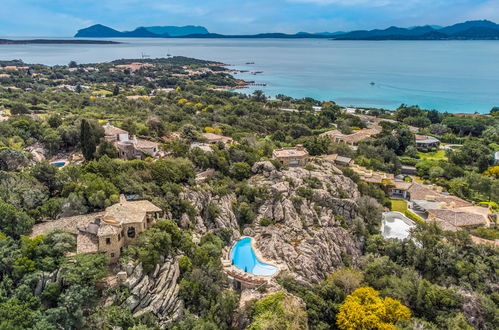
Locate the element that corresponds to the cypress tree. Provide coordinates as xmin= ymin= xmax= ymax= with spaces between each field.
xmin=81 ymin=119 xmax=102 ymax=161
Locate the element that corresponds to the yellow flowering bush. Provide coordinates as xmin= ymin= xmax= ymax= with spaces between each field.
xmin=336 ymin=287 xmax=411 ymax=330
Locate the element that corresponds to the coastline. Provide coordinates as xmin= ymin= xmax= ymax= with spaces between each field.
xmin=0 ymin=39 xmax=121 ymax=45
xmin=1 ymin=43 xmax=496 ymax=113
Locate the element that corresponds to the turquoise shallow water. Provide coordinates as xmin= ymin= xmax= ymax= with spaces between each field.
xmin=1 ymin=38 xmax=498 ymax=112
xmin=231 ymin=237 xmax=277 ymax=276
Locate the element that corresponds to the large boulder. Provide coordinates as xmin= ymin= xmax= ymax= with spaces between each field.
xmin=122 ymin=258 xmax=183 ymax=327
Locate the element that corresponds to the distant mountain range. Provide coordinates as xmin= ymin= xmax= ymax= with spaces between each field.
xmin=333 ymin=20 xmax=499 ymax=40
xmin=75 ymin=20 xmax=499 ymax=40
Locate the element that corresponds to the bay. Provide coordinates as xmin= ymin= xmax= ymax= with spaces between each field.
xmin=1 ymin=38 xmax=498 ymax=113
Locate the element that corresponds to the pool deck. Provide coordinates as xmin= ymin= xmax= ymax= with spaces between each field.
xmin=223 ymin=236 xmax=284 ymax=286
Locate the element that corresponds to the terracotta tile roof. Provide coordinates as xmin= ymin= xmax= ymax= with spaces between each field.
xmin=105 ymin=199 xmax=162 ymax=224
xmin=426 ymin=217 xmax=459 ymax=232
xmin=104 ymin=123 xmax=128 ymax=136
xmin=273 ymin=147 xmax=309 ymax=158
xmin=202 ymin=133 xmax=233 ymax=144
xmin=31 ymin=197 xmax=162 ymax=237
xmin=320 ymin=127 xmax=382 ymax=144
xmin=391 ymin=181 xmax=413 ymax=191
xmin=135 ymin=138 xmax=159 ymax=149
xmin=408 ymin=183 xmax=471 ymax=208
xmin=428 ymin=208 xmax=489 ymax=227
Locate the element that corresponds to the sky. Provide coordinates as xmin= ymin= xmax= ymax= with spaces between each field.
xmin=0 ymin=0 xmax=498 ymax=36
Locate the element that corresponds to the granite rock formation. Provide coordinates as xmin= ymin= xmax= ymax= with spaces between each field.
xmin=181 ymin=160 xmax=363 ymax=283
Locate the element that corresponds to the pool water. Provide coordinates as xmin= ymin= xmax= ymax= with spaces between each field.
xmin=231 ymin=237 xmax=277 ymax=276
xmin=51 ymin=161 xmax=66 ymax=167
xmin=381 ymin=212 xmax=416 ymax=240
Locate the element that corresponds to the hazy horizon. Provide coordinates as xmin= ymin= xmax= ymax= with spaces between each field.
xmin=0 ymin=0 xmax=498 ymax=37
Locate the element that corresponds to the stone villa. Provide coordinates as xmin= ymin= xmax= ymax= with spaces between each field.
xmin=336 ymin=161 xmax=494 ymax=231
xmin=415 ymin=134 xmax=441 ymax=150
xmin=402 ymin=182 xmax=492 ymax=231
xmin=202 ymin=132 xmax=234 ymax=145
xmin=320 ymin=127 xmax=382 ymax=146
xmin=103 ymin=123 xmax=161 ymax=160
xmin=31 ymin=195 xmax=163 ymax=263
xmin=272 ymin=145 xmax=309 ymax=167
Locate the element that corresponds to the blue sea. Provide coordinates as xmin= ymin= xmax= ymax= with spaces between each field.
xmin=1 ymin=38 xmax=498 ymax=113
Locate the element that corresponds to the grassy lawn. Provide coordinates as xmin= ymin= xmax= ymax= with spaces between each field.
xmin=390 ymin=199 xmax=408 ymax=213
xmin=417 ymin=149 xmax=447 ymax=161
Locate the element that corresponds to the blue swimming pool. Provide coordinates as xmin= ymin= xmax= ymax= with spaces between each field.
xmin=51 ymin=161 xmax=66 ymax=167
xmin=231 ymin=237 xmax=277 ymax=276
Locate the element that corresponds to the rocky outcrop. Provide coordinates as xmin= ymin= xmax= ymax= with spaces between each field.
xmin=122 ymin=258 xmax=183 ymax=327
xmin=248 ymin=226 xmax=360 ymax=284
xmin=181 ymin=160 xmax=364 ymax=284
xmin=34 ymin=269 xmax=63 ymax=296
xmin=180 ymin=188 xmax=239 ymax=236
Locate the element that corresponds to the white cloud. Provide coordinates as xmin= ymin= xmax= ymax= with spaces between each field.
xmin=465 ymin=0 xmax=499 ymax=21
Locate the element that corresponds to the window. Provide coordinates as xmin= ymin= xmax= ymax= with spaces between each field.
xmin=111 ymin=253 xmax=115 ymax=258
xmin=105 ymin=237 xmax=111 ymax=245
xmin=118 ymin=234 xmax=121 ymax=241
xmin=127 ymin=226 xmax=136 ymax=238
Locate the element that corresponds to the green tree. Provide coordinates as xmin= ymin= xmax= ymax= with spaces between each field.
xmin=230 ymin=162 xmax=252 ymax=180
xmin=0 ymin=148 xmax=28 ymax=171
xmin=0 ymin=201 xmax=34 ymax=238
xmin=248 ymin=292 xmax=308 ymax=330
xmin=47 ymin=114 xmax=63 ymax=128
xmin=31 ymin=161 xmax=58 ymax=192
xmin=10 ymin=103 xmax=30 ymax=115
xmin=304 ymin=135 xmax=331 ymax=156
xmin=42 ymin=128 xmax=62 ymax=155
xmin=95 ymin=140 xmax=118 ymax=159
xmin=80 ymin=119 xmax=104 ymax=161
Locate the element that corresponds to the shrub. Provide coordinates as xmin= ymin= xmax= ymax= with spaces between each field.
xmin=336 ymin=287 xmax=411 ymax=330
xmin=259 ymin=218 xmax=272 ymax=226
